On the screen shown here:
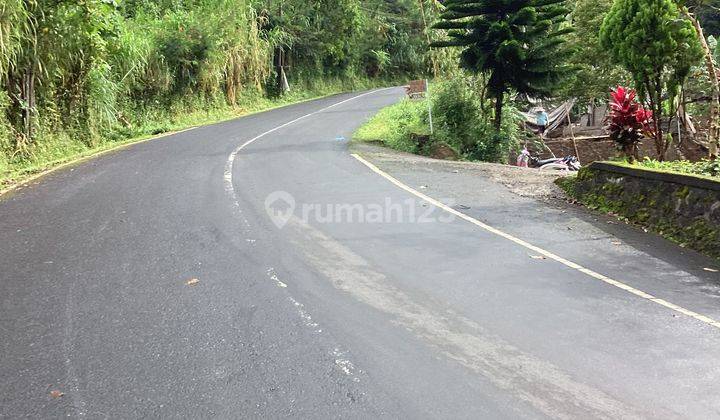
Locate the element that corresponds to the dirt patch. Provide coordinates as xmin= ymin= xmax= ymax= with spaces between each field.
xmin=427 ymin=142 xmax=459 ymax=160
xmin=350 ymin=142 xmax=571 ymax=201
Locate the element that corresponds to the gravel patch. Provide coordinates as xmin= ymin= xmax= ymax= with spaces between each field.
xmin=350 ymin=142 xmax=572 ymax=201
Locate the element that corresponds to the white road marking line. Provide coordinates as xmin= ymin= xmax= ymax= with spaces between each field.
xmin=226 ymin=92 xmax=385 ymax=383
xmin=351 ymin=153 xmax=720 ymax=331
xmin=266 ymin=267 xmax=288 ymax=288
xmin=265 ymin=267 xmax=361 ymax=379
xmin=332 ymin=348 xmax=360 ymax=381
xmin=224 ymin=88 xmax=395 ymax=210
xmin=288 ymin=296 xmax=321 ymax=330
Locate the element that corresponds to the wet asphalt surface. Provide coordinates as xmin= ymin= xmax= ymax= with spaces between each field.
xmin=2 ymin=88 xmax=720 ymax=418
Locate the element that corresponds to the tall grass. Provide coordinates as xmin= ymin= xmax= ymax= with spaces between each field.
xmin=0 ymin=0 xmax=439 ymax=186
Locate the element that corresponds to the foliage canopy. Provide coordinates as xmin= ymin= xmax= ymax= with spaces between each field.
xmin=432 ymin=0 xmax=573 ymax=129
xmin=0 ymin=0 xmax=439 ymax=172
xmin=600 ymin=0 xmax=703 ymax=159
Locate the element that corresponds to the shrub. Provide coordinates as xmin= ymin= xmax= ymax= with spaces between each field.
xmin=431 ymin=79 xmax=483 ymax=154
xmin=639 ymin=158 xmax=720 ymax=178
xmin=605 ymin=86 xmax=655 ymax=161
xmin=432 ymin=78 xmax=521 ymax=163
xmin=353 ymin=99 xmax=428 ymax=153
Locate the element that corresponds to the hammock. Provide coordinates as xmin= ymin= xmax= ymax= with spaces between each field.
xmin=521 ymin=99 xmax=576 ymax=134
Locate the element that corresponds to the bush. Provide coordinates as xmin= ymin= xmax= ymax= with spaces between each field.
xmin=638 ymin=158 xmax=720 ymax=178
xmin=431 ymin=78 xmax=521 ymax=163
xmin=353 ymin=99 xmax=428 ymax=153
xmin=353 ymin=77 xmax=524 ymax=163
xmin=465 ymin=132 xmax=511 ymax=163
xmin=431 ymin=79 xmax=482 ymax=154
xmin=606 ymin=86 xmax=654 ymax=160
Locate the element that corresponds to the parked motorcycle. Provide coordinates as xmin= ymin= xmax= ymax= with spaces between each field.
xmin=516 ymin=148 xmax=581 ymax=171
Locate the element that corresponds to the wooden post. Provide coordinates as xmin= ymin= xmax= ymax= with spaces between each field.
xmin=275 ymin=0 xmax=289 ymax=94
xmin=426 ymin=79 xmax=434 ymax=134
xmin=567 ymin=111 xmax=579 ymax=162
xmin=21 ymin=67 xmax=35 ymax=142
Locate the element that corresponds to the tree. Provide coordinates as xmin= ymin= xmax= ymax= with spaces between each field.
xmin=696 ymin=0 xmax=720 ymax=37
xmin=681 ymin=0 xmax=720 ymax=157
xmin=1 ymin=0 xmax=434 ymax=165
xmin=600 ymin=0 xmax=703 ymax=161
xmin=431 ymin=0 xmax=573 ymax=130
xmin=562 ymin=0 xmax=629 ymax=103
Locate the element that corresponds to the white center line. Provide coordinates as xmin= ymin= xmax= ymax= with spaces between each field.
xmin=224 ymin=88 xmax=394 ymax=209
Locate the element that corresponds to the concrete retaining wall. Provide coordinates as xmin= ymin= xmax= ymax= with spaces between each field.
xmin=564 ymin=162 xmax=720 ymax=258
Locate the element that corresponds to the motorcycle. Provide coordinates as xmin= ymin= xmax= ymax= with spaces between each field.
xmin=516 ymin=148 xmax=581 ymax=171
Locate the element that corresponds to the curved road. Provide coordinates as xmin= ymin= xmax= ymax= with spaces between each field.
xmin=2 ymin=88 xmax=720 ymax=418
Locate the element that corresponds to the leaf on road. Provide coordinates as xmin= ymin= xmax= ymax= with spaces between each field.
xmin=186 ymin=278 xmax=200 ymax=286
xmin=530 ymin=255 xmax=547 ymax=260
xmin=50 ymin=390 xmax=64 ymax=398
xmin=703 ymin=268 xmax=718 ymax=273
xmin=612 ymin=241 xmax=622 ymax=245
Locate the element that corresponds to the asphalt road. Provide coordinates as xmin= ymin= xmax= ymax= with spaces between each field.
xmin=2 ymin=87 xmax=720 ymax=418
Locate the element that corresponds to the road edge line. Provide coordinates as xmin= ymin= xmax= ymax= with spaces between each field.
xmin=350 ymin=152 xmax=720 ymax=331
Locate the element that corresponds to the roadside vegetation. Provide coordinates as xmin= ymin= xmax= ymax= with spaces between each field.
xmin=356 ymin=0 xmax=720 ymax=176
xmin=5 ymin=0 xmax=720 ymax=186
xmin=354 ymin=98 xmax=429 ymax=154
xmin=0 ymin=0 xmax=443 ymax=187
xmin=354 ymin=78 xmax=526 ymax=163
xmin=637 ymin=159 xmax=720 ymax=178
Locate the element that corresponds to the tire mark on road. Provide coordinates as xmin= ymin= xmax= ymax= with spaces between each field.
xmin=288 ymin=217 xmax=666 ymax=419
xmin=351 ymin=153 xmax=720 ymax=332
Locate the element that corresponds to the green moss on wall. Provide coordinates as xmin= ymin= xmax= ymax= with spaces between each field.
xmin=558 ymin=167 xmax=720 ymax=259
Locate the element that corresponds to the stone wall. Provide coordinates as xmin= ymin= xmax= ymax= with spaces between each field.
xmin=560 ymin=162 xmax=720 ymax=259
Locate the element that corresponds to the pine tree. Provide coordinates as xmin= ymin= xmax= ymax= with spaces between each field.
xmin=432 ymin=0 xmax=573 ymax=130
xmin=600 ymin=0 xmax=703 ymax=161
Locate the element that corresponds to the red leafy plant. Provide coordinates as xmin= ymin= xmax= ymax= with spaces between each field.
xmin=605 ymin=86 xmax=655 ymax=161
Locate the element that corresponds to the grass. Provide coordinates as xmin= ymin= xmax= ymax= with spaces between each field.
xmin=353 ymin=77 xmax=523 ymax=164
xmin=599 ymin=159 xmax=720 ymax=182
xmin=353 ymin=98 xmax=429 ymax=153
xmin=635 ymin=158 xmax=720 ymax=179
xmin=0 ymin=78 xmax=385 ymax=192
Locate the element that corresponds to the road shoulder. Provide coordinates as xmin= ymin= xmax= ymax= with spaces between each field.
xmin=350 ymin=142 xmax=720 ymax=322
